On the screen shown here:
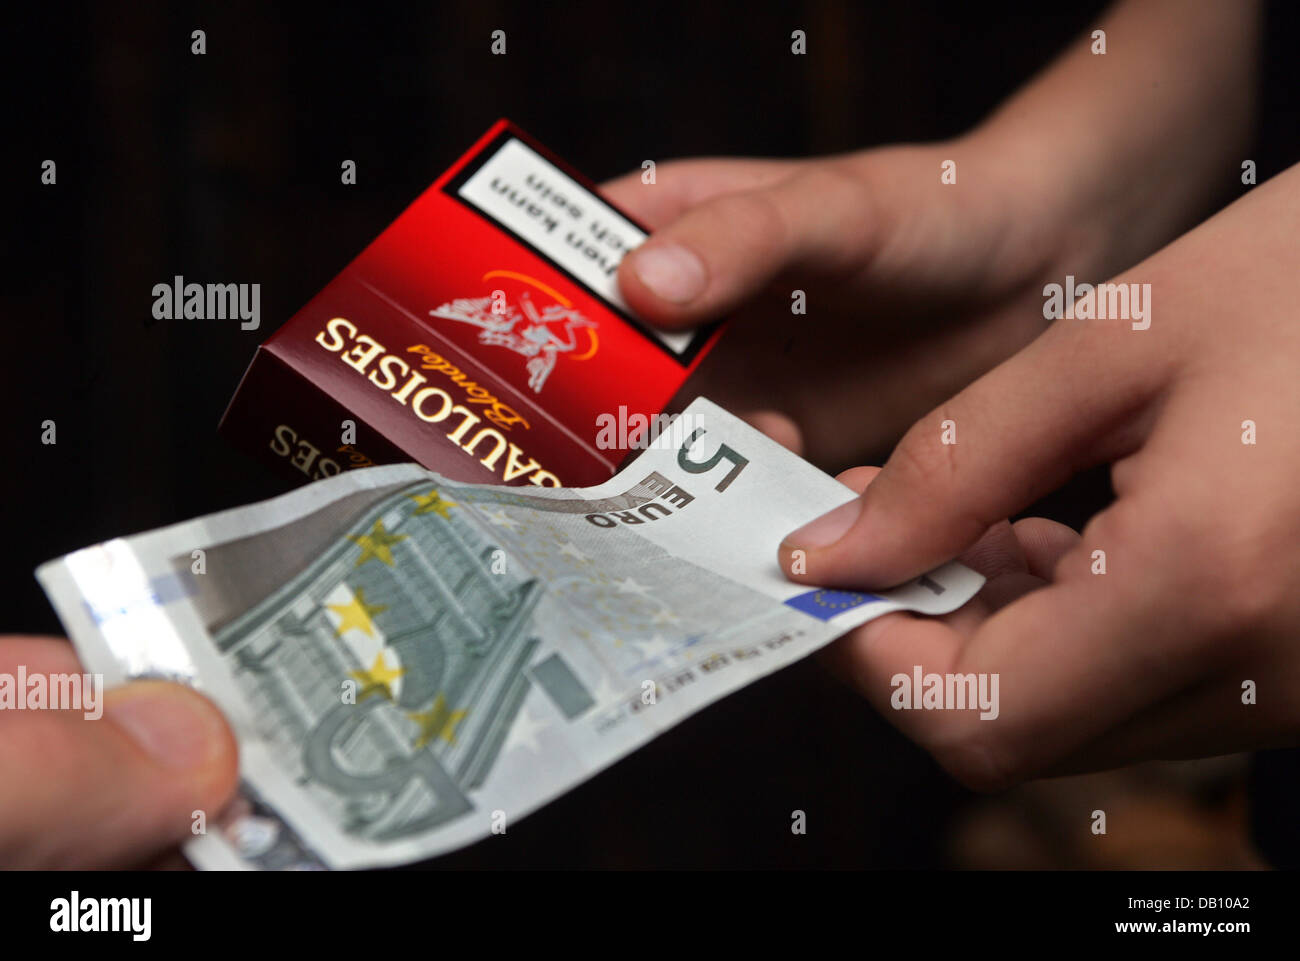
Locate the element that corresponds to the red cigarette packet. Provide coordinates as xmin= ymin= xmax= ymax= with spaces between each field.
xmin=220 ymin=119 xmax=722 ymax=487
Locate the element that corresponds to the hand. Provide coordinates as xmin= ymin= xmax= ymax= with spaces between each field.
xmin=605 ymin=142 xmax=1069 ymax=468
xmin=778 ymin=162 xmax=1300 ymax=789
xmin=0 ymin=635 xmax=238 ymax=867
xmin=604 ymin=2 xmax=1255 ymax=471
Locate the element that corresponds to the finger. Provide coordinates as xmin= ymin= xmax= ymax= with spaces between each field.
xmin=815 ymin=472 xmax=1046 ymax=611
xmin=834 ymin=464 xmax=881 ymax=493
xmin=837 ymin=486 xmax=1031 ymax=588
xmin=830 ymin=471 xmax=1056 ymax=615
xmin=1 ymin=635 xmax=84 ymax=676
xmin=617 ymin=162 xmax=881 ymax=328
xmin=791 ymin=465 xmax=880 ymax=584
xmin=600 ymin=157 xmax=800 ymax=231
xmin=818 ymin=465 xmax=997 ymax=700
xmin=955 ymin=520 xmax=1024 ymax=583
xmin=942 ymin=550 xmax=1214 ymax=788
xmin=824 ymin=612 xmax=966 ymax=742
xmin=814 ymin=466 xmax=940 ymax=693
xmin=815 ymin=466 xmax=1035 ymax=709
xmin=1011 ymin=517 xmax=1081 ymax=580
xmin=826 ymin=467 xmax=1021 ymax=621
xmin=0 ymin=678 xmax=239 ymax=868
xmin=1049 ymin=662 xmax=1299 ymax=774
xmin=779 ymin=310 xmax=1166 ymax=588
xmin=956 ymin=518 xmax=1077 ymax=613
xmin=742 ymin=409 xmax=804 ymax=456
xmin=830 ymin=522 xmax=1214 ymax=791
xmin=952 ymin=520 xmax=1034 ymax=612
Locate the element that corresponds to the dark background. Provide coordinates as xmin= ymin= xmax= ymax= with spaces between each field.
xmin=6 ymin=0 xmax=1298 ymax=868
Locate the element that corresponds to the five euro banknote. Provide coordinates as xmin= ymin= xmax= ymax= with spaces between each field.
xmin=36 ymin=397 xmax=983 ymax=869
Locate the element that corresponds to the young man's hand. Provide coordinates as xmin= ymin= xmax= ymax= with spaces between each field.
xmin=604 ymin=142 xmax=1068 ymax=468
xmin=779 ymin=162 xmax=1300 ymax=788
xmin=607 ymin=0 xmax=1257 ymax=470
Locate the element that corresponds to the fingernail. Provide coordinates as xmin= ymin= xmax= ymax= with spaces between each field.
xmin=106 ymin=682 xmax=227 ymax=770
xmin=631 ymin=243 xmax=707 ymax=304
xmin=784 ymin=499 xmax=862 ymax=549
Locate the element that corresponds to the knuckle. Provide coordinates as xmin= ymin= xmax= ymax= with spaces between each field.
xmin=1071 ymin=498 xmax=1157 ymax=581
xmin=1206 ymin=523 xmax=1288 ymax=637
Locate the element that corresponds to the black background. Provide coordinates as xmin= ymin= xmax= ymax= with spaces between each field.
xmin=6 ymin=1 xmax=1298 ymax=869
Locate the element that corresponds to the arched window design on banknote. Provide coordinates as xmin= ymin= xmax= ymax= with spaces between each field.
xmin=202 ymin=481 xmax=542 ymax=867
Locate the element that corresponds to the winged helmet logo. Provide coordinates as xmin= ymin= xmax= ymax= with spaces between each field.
xmin=428 ymin=272 xmax=599 ymax=394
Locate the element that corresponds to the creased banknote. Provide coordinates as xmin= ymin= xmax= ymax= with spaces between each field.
xmin=36 ymin=397 xmax=983 ymax=869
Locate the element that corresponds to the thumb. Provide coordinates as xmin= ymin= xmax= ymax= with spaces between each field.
xmin=618 ymin=163 xmax=881 ymax=328
xmin=0 ymin=668 xmax=238 ymax=868
xmin=778 ymin=319 xmax=1159 ymax=588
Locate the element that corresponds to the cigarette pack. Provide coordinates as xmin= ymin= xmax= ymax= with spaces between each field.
xmin=220 ymin=120 xmax=721 ymax=487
